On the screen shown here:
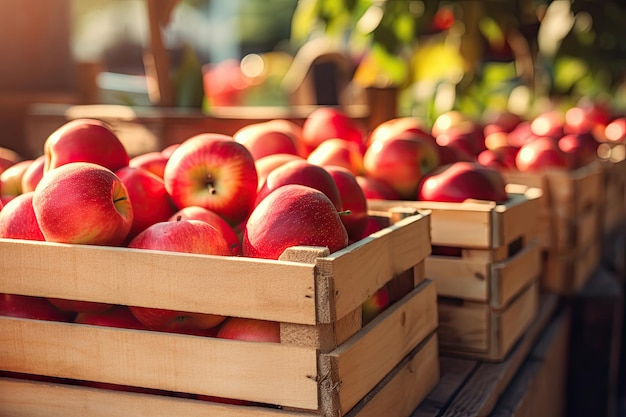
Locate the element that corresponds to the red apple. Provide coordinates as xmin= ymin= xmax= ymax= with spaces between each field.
xmin=558 ymin=132 xmax=599 ymax=168
xmin=127 ymin=219 xmax=231 ymax=332
xmin=0 ymin=191 xmax=45 ymax=240
xmin=435 ymin=129 xmax=485 ymax=158
xmin=482 ymin=110 xmax=523 ymax=136
xmin=254 ymin=153 xmax=304 ymax=190
xmin=129 ymin=151 xmax=169 ymax=178
xmin=161 ymin=143 xmax=181 ymax=158
xmin=32 ymin=162 xmax=133 ymax=245
xmin=216 ymin=317 xmax=280 ymax=343
xmin=604 ymin=117 xmax=626 ymax=142
xmin=233 ymin=121 xmax=300 ymax=160
xmin=515 ymin=136 xmax=572 ymax=172
xmin=307 ymin=138 xmax=365 ymax=176
xmin=362 ymin=286 xmax=390 ymax=325
xmin=74 ymin=305 xmax=147 ymax=330
xmin=243 ymin=184 xmax=349 ymax=260
xmin=47 ymin=298 xmax=114 ymax=315
xmin=255 ymin=160 xmax=342 ymax=211
xmin=301 ymin=107 xmax=365 ymax=156
xmin=363 ymin=136 xmax=439 ymax=200
xmin=431 ymin=111 xmax=480 ymax=138
xmin=435 ymin=143 xmax=475 ymax=165
xmin=362 ymin=215 xmax=388 ymax=236
xmin=530 ymin=111 xmax=564 ymax=140
xmin=168 ymin=206 xmax=242 ymax=256
xmin=368 ymin=117 xmax=432 ymax=146
xmin=43 ymin=119 xmax=129 ymax=173
xmin=506 ymin=121 xmax=538 ymax=148
xmin=0 ymin=293 xmax=75 ymax=322
xmin=163 ymin=133 xmax=258 ymax=227
xmin=417 ymin=161 xmax=509 ymax=203
xmin=115 ymin=166 xmax=177 ymax=240
xmin=355 ymin=176 xmax=400 ymax=200
xmin=20 ymin=155 xmax=45 ymax=193
xmin=326 ymin=166 xmax=368 ymax=242
xmin=477 ymin=146 xmax=519 ymax=170
xmin=0 ymin=147 xmax=23 ymax=174
xmin=0 ymin=159 xmax=33 ymax=198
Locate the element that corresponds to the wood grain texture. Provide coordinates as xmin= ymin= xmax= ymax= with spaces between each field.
xmin=0 ymin=317 xmax=319 ymax=409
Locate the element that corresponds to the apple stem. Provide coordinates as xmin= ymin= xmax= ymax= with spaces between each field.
xmin=338 ymin=210 xmax=352 ymax=216
xmin=205 ymin=174 xmax=217 ymax=195
xmin=176 ymin=215 xmax=182 ymax=222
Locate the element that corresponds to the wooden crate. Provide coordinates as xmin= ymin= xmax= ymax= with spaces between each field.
xmin=542 ymin=238 xmax=602 ymax=295
xmin=0 ymin=213 xmax=440 ymax=417
xmin=368 ymin=185 xmax=542 ymax=361
xmin=502 ymin=162 xmax=604 ymax=252
xmin=599 ymin=158 xmax=626 ymax=235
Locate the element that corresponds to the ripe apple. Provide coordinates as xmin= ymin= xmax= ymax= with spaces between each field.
xmin=255 ymin=160 xmax=343 ymax=211
xmin=32 ymin=162 xmax=134 ymax=246
xmin=435 ymin=129 xmax=485 ymax=158
xmin=168 ymin=206 xmax=242 ymax=256
xmin=127 ymin=219 xmax=231 ymax=332
xmin=558 ymin=132 xmax=599 ymax=168
xmin=435 ymin=143 xmax=474 ymax=165
xmin=368 ymin=117 xmax=432 ymax=146
xmin=243 ymin=184 xmax=349 ymax=260
xmin=363 ymin=135 xmax=439 ymax=200
xmin=301 ymin=107 xmax=365 ymax=156
xmin=362 ymin=215 xmax=388 ymax=236
xmin=506 ymin=121 xmax=538 ymax=148
xmin=129 ymin=151 xmax=169 ymax=178
xmin=20 ymin=155 xmax=45 ymax=193
xmin=161 ymin=143 xmax=181 ymax=158
xmin=530 ymin=111 xmax=564 ymax=140
xmin=0 ymin=159 xmax=33 ymax=198
xmin=254 ymin=153 xmax=304 ymax=189
xmin=326 ymin=166 xmax=368 ymax=242
xmin=362 ymin=286 xmax=390 ymax=325
xmin=216 ymin=317 xmax=280 ymax=343
xmin=47 ymin=298 xmax=114 ymax=315
xmin=233 ymin=121 xmax=300 ymax=160
xmin=604 ymin=117 xmax=626 ymax=142
xmin=74 ymin=305 xmax=147 ymax=330
xmin=307 ymin=138 xmax=365 ymax=176
xmin=417 ymin=161 xmax=509 ymax=203
xmin=564 ymin=101 xmax=611 ymax=135
xmin=115 ymin=166 xmax=177 ymax=240
xmin=355 ymin=176 xmax=400 ymax=200
xmin=0 ymin=293 xmax=75 ymax=322
xmin=0 ymin=147 xmax=23 ymax=174
xmin=43 ymin=118 xmax=130 ymax=173
xmin=515 ymin=136 xmax=572 ymax=172
xmin=477 ymin=146 xmax=519 ymax=170
xmin=163 ymin=133 xmax=258 ymax=227
xmin=482 ymin=110 xmax=523 ymax=136
xmin=0 ymin=191 xmax=45 ymax=241
xmin=431 ymin=111 xmax=480 ymax=139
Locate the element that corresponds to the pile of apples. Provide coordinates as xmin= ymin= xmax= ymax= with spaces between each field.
xmin=0 ymin=101 xmax=620 ymax=336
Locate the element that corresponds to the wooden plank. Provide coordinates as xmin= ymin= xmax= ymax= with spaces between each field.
xmin=320 ymin=214 xmax=431 ymax=320
xmin=490 ymin=309 xmax=571 ymax=417
xmin=494 ymin=186 xmax=542 ymax=248
xmin=437 ymin=300 xmax=490 ymax=353
xmin=322 ymin=280 xmax=438 ymax=415
xmin=496 ymin=282 xmax=539 ymax=362
xmin=411 ymin=357 xmax=478 ymax=417
xmin=438 ymin=293 xmax=559 ymax=417
xmin=347 ymin=333 xmax=440 ymax=417
xmin=492 ymin=240 xmax=541 ymax=309
xmin=425 ymin=256 xmax=489 ymax=302
xmin=0 ymin=377 xmax=306 ymax=417
xmin=0 ymin=238 xmax=317 ymax=325
xmin=0 ymin=317 xmax=319 ymax=410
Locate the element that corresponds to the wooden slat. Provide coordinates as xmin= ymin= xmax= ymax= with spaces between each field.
xmin=576 ymin=206 xmax=600 ymax=249
xmin=0 ymin=317 xmax=319 ymax=410
xmin=322 ymin=280 xmax=438 ymax=415
xmin=347 ymin=333 xmax=440 ymax=417
xmin=437 ymin=300 xmax=489 ymax=353
xmin=425 ymin=256 xmax=490 ymax=302
xmin=439 ymin=293 xmax=559 ymax=417
xmin=0 ymin=377 xmax=306 ymax=417
xmin=320 ymin=214 xmax=431 ymax=321
xmin=496 ymin=282 xmax=539 ymax=361
xmin=411 ymin=357 xmax=478 ymax=417
xmin=491 ymin=240 xmax=541 ymax=309
xmin=494 ymin=186 xmax=542 ymax=248
xmin=0 ymin=239 xmax=318 ymax=325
